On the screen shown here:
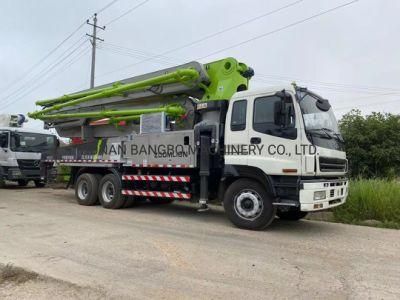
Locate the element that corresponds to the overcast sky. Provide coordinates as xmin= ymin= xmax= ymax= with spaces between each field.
xmin=0 ymin=0 xmax=399 ymax=129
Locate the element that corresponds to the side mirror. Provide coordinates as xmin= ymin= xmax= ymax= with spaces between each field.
xmin=316 ymin=98 xmax=331 ymax=111
xmin=274 ymin=90 xmax=295 ymax=127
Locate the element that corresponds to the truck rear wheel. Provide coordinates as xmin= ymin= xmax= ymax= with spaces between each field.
xmin=34 ymin=180 xmax=46 ymax=188
xmin=98 ymin=174 xmax=125 ymax=209
xmin=75 ymin=173 xmax=99 ymax=206
xmin=277 ymin=209 xmax=308 ymax=221
xmin=18 ymin=180 xmax=28 ymax=187
xmin=223 ymin=179 xmax=276 ymax=230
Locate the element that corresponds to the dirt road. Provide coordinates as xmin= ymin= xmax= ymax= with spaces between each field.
xmin=0 ymin=186 xmax=399 ymax=299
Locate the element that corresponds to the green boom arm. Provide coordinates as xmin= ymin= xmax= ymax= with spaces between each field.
xmin=29 ymin=57 xmax=253 ymax=122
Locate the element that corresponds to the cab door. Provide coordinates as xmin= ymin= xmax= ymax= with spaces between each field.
xmin=225 ymin=98 xmax=249 ymax=166
xmin=0 ymin=131 xmax=10 ymax=166
xmin=246 ymin=91 xmax=303 ymax=176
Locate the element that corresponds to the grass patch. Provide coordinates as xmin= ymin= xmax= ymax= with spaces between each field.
xmin=0 ymin=263 xmax=38 ymax=285
xmin=332 ymin=179 xmax=400 ymax=229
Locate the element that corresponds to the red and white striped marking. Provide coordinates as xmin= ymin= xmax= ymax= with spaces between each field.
xmin=130 ymin=163 xmax=193 ymax=168
xmin=44 ymin=159 xmax=121 ymax=163
xmin=122 ymin=175 xmax=190 ymax=182
xmin=121 ymin=190 xmax=191 ymax=199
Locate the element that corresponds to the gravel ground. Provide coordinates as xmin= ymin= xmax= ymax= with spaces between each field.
xmin=0 ymin=186 xmax=399 ymax=299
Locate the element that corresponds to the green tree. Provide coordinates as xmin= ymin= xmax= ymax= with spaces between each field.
xmin=339 ymin=110 xmax=400 ymax=178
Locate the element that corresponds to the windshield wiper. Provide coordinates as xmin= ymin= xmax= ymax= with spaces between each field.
xmin=307 ymin=128 xmax=345 ymax=144
xmin=306 ymin=128 xmax=333 ymax=139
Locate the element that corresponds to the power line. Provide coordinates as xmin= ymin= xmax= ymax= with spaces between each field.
xmin=1 ymin=0 xmax=119 ymax=99
xmin=1 ymin=44 xmax=89 ymax=110
xmin=0 ymin=43 xmax=90 ymax=110
xmin=335 ymin=99 xmax=400 ymax=111
xmin=97 ymin=43 xmax=180 ymax=66
xmin=198 ymin=0 xmax=360 ymax=60
xmin=1 ymin=36 xmax=87 ymax=103
xmin=97 ymin=0 xmax=120 ymax=14
xmin=256 ymin=73 xmax=400 ymax=94
xmin=105 ymin=0 xmax=151 ymax=26
xmin=0 ymin=22 xmax=86 ymax=97
xmin=1 ymin=46 xmax=90 ymax=111
xmin=1 ymin=38 xmax=88 ymax=108
xmin=96 ymin=0 xmax=305 ymax=78
xmin=253 ymin=76 xmax=400 ymax=96
xmin=101 ymin=42 xmax=182 ymax=63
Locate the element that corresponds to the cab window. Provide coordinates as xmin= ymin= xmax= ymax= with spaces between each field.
xmin=231 ymin=100 xmax=247 ymax=131
xmin=253 ymin=95 xmax=296 ymax=139
xmin=0 ymin=131 xmax=9 ymax=148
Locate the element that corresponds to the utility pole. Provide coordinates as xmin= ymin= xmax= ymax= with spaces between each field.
xmin=86 ymin=13 xmax=105 ymax=89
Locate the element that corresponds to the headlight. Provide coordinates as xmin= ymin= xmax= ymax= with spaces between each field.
xmin=314 ymin=191 xmax=326 ymax=200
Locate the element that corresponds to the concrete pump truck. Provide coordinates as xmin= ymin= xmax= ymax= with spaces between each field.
xmin=29 ymin=57 xmax=348 ymax=230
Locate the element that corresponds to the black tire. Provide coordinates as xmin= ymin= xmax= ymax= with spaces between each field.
xmin=34 ymin=180 xmax=45 ymax=188
xmin=18 ymin=180 xmax=29 ymax=187
xmin=75 ymin=173 xmax=100 ymax=206
xmin=277 ymin=209 xmax=308 ymax=221
xmin=223 ymin=179 xmax=276 ymax=230
xmin=98 ymin=174 xmax=125 ymax=209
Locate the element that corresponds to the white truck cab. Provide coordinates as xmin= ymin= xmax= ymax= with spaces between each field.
xmin=0 ymin=114 xmax=57 ymax=187
xmin=226 ymin=85 xmax=348 ymax=218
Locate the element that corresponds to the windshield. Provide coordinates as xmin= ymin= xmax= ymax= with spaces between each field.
xmin=299 ymin=92 xmax=344 ymax=151
xmin=10 ymin=132 xmax=56 ymax=153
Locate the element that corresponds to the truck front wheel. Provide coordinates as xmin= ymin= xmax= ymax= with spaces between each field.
xmin=98 ymin=174 xmax=125 ymax=209
xmin=223 ymin=179 xmax=276 ymax=230
xmin=34 ymin=180 xmax=45 ymax=188
xmin=75 ymin=173 xmax=99 ymax=206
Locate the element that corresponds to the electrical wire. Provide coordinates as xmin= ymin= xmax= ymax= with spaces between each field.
xmin=101 ymin=42 xmax=181 ymax=64
xmin=335 ymin=99 xmax=400 ymax=111
xmin=0 ymin=43 xmax=90 ymax=110
xmin=0 ymin=22 xmax=86 ymax=97
xmin=97 ymin=0 xmax=120 ymax=14
xmin=96 ymin=0 xmax=306 ymax=78
xmin=197 ymin=0 xmax=360 ymax=60
xmin=1 ymin=0 xmax=118 ymax=101
xmin=1 ymin=46 xmax=90 ymax=111
xmin=1 ymin=36 xmax=87 ymax=104
xmin=97 ymin=44 xmax=179 ymax=66
xmin=105 ymin=0 xmax=151 ymax=26
xmin=256 ymin=73 xmax=400 ymax=94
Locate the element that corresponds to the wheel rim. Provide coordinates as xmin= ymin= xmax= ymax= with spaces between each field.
xmin=101 ymin=181 xmax=115 ymax=203
xmin=77 ymin=180 xmax=89 ymax=200
xmin=234 ymin=189 xmax=263 ymax=221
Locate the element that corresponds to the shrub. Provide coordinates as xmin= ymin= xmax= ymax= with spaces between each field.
xmin=333 ymin=179 xmax=400 ymax=228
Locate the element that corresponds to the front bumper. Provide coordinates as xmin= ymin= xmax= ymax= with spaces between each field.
xmin=299 ymin=178 xmax=348 ymax=212
xmin=7 ymin=167 xmax=43 ymax=181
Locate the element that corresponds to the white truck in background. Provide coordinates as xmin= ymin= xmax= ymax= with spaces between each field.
xmin=0 ymin=114 xmax=57 ymax=188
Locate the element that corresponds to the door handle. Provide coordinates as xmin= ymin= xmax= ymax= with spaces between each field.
xmin=250 ymin=137 xmax=261 ymax=144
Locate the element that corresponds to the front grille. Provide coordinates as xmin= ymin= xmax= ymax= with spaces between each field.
xmin=17 ymin=159 xmax=41 ymax=170
xmin=319 ymin=157 xmax=347 ymax=172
